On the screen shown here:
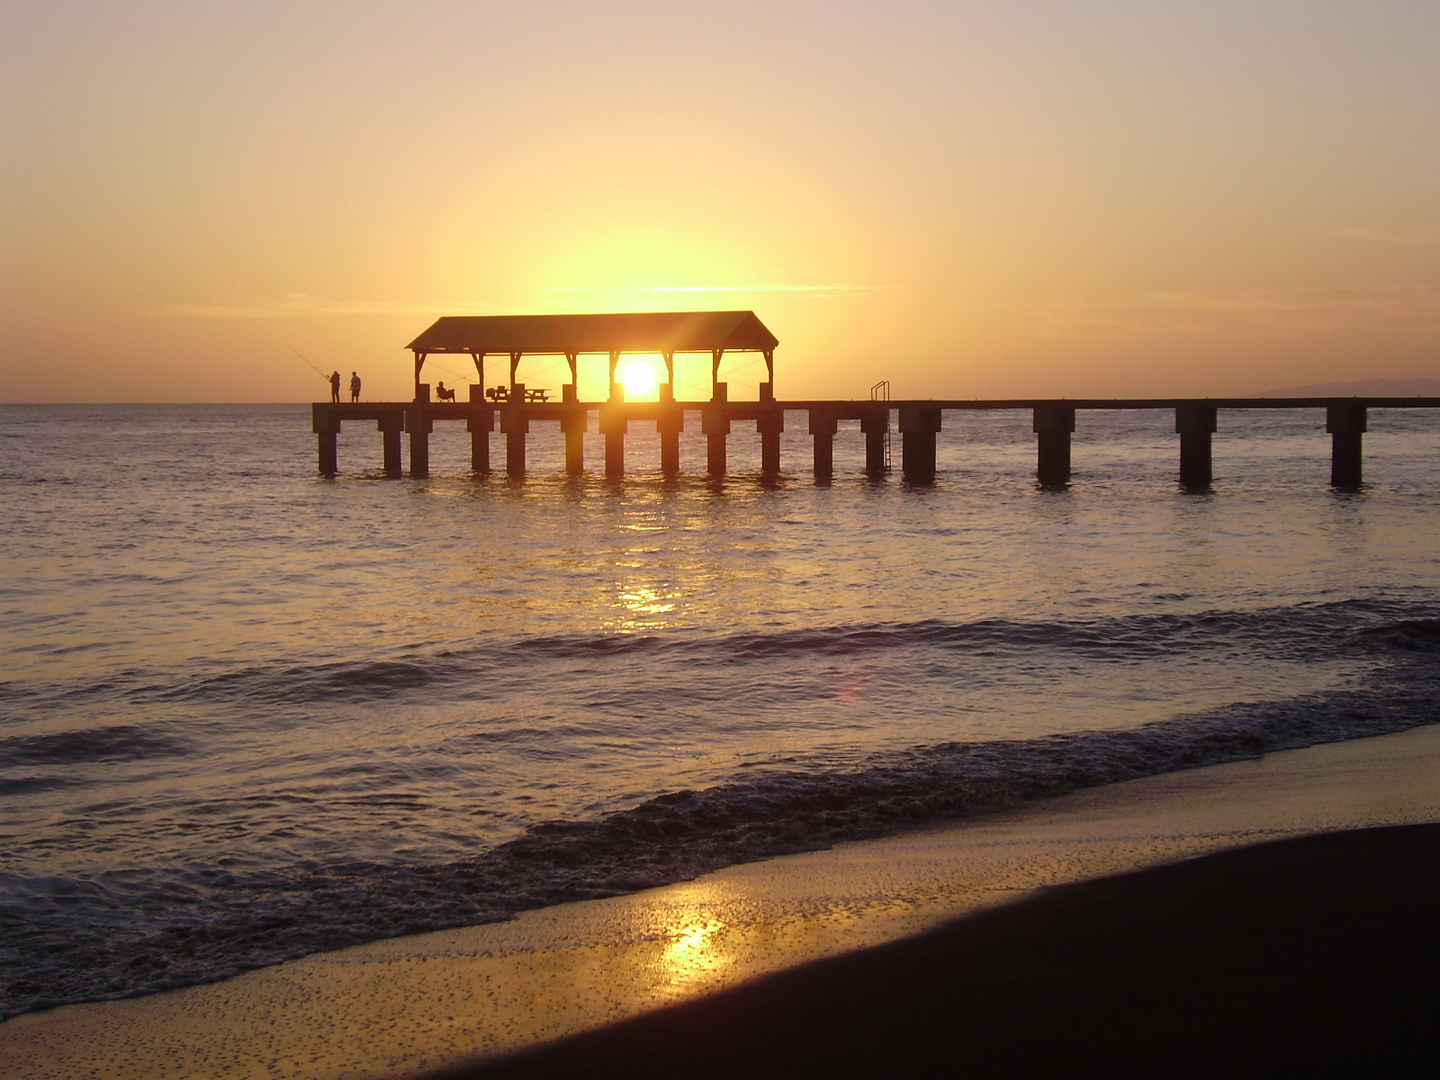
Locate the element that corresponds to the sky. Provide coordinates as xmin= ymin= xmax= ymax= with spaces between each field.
xmin=2 ymin=0 xmax=1438 ymax=402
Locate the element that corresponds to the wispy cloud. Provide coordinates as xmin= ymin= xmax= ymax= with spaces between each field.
xmin=547 ymin=284 xmax=892 ymax=296
xmin=1340 ymin=227 xmax=1440 ymax=247
xmin=1037 ymin=285 xmax=1440 ymax=340
xmin=158 ymin=294 xmax=512 ymax=319
xmin=161 ymin=287 xmax=891 ymax=318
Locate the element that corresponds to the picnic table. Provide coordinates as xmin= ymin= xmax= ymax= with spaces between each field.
xmin=485 ymin=386 xmax=551 ymax=403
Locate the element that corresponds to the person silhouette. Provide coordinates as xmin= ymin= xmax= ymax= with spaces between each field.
xmin=349 ymin=371 xmax=361 ymax=402
xmin=329 ymin=371 xmax=341 ymax=403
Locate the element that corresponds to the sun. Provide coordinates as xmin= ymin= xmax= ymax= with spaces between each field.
xmin=614 ymin=355 xmax=663 ymax=399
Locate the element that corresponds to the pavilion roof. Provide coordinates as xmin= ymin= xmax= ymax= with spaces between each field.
xmin=406 ymin=311 xmax=778 ymax=356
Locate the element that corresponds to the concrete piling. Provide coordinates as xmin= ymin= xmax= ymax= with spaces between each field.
xmin=314 ymin=411 xmax=339 ymax=476
xmin=658 ymin=383 xmax=682 ymax=479
xmin=758 ymin=408 xmax=784 ymax=477
xmin=464 ymin=385 xmax=491 ymax=476
xmin=311 ymin=394 xmax=1426 ymax=489
xmin=318 ymin=432 xmax=338 ymax=476
xmin=561 ymin=383 xmax=585 ymax=476
xmin=1033 ymin=406 xmax=1075 ymax=487
xmin=898 ymin=406 xmax=941 ymax=482
xmin=1175 ymin=406 xmax=1217 ymax=491
xmin=704 ymin=382 xmax=730 ymax=478
xmin=465 ymin=410 xmax=492 ymax=475
xmin=1327 ymin=405 xmax=1367 ymax=488
xmin=809 ymin=408 xmax=838 ymax=483
xmin=503 ymin=384 xmax=527 ymax=478
xmin=405 ymin=408 xmax=431 ymax=478
xmin=379 ymin=415 xmax=403 ymax=477
xmin=861 ymin=409 xmax=889 ymax=476
xmin=601 ymin=385 xmax=627 ymax=479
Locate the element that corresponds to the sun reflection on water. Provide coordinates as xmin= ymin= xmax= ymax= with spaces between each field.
xmin=621 ymin=586 xmax=675 ymax=618
xmin=659 ymin=918 xmax=730 ymax=990
xmin=605 ymin=572 xmax=680 ymax=632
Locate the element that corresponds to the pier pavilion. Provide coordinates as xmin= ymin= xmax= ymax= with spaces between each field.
xmin=311 ymin=311 xmax=1439 ymax=489
xmin=394 ymin=310 xmax=778 ymax=477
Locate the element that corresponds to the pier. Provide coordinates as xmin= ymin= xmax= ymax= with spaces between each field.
xmin=311 ymin=312 xmax=1439 ymax=489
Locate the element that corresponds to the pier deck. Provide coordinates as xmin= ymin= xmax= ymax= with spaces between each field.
xmin=312 ymin=394 xmax=1440 ymax=490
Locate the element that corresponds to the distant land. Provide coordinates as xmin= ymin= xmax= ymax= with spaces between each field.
xmin=1249 ymin=378 xmax=1440 ymax=397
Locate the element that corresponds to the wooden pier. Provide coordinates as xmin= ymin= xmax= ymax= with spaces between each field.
xmin=311 ymin=312 xmax=1440 ymax=490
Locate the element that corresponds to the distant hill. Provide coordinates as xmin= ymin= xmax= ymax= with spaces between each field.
xmin=1249 ymin=378 xmax=1440 ymax=397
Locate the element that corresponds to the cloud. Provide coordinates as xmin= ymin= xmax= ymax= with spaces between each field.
xmin=547 ymin=284 xmax=892 ymax=297
xmin=1340 ymin=227 xmax=1440 ymax=247
xmin=161 ymin=287 xmax=892 ymax=319
xmin=1037 ymin=285 xmax=1440 ymax=340
xmin=158 ymin=294 xmax=512 ymax=319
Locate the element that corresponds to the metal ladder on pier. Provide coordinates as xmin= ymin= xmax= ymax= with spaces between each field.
xmin=871 ymin=380 xmax=892 ymax=471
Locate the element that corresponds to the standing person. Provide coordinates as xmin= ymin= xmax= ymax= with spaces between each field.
xmin=329 ymin=371 xmax=341 ymax=403
xmin=350 ymin=371 xmax=361 ymax=402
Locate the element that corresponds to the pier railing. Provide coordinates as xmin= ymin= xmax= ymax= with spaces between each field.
xmin=312 ymin=391 xmax=1440 ymax=490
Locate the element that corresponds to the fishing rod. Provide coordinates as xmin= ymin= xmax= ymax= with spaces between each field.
xmin=293 ymin=346 xmax=472 ymax=390
xmin=425 ymin=359 xmax=470 ymax=382
xmin=290 ymin=347 xmax=333 ymax=383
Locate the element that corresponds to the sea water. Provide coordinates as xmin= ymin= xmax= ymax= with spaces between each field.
xmin=2 ymin=403 xmax=1438 ymax=1017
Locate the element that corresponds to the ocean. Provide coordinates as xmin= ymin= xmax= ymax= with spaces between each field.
xmin=3 ymin=403 xmax=1439 ymax=1019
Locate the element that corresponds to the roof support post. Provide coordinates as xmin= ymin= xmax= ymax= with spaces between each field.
xmin=663 ymin=352 xmax=675 ymax=393
xmin=412 ymin=351 xmax=427 ymax=401
xmin=711 ymin=350 xmax=724 ymax=399
xmin=763 ymin=349 xmax=774 ymax=396
xmin=470 ymin=352 xmax=485 ymax=391
xmin=608 ymin=351 xmax=621 ymax=398
xmin=566 ymin=352 xmax=579 ymax=390
xmin=508 ymin=352 xmax=522 ymax=390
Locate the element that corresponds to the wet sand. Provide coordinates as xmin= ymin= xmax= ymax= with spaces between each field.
xmin=434 ymin=824 xmax=1440 ymax=1078
xmin=4 ymin=724 xmax=1440 ymax=1080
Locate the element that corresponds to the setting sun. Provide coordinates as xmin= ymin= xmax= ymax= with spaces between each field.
xmin=614 ymin=354 xmax=664 ymax=399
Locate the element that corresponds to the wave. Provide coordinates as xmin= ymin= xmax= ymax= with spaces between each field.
xmin=0 ymin=724 xmax=192 ymax=767
xmin=1357 ymin=618 xmax=1440 ymax=653
xmin=0 ymin=597 xmax=1418 ymax=717
xmin=3 ymin=647 xmax=1436 ymax=1019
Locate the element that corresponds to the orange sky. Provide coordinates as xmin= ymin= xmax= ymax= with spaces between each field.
xmin=2 ymin=1 xmax=1438 ymax=402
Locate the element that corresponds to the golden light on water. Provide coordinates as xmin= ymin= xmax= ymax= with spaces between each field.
xmin=606 ymin=562 xmax=679 ymax=633
xmin=659 ymin=918 xmax=730 ymax=991
xmin=618 ymin=586 xmax=675 ymax=621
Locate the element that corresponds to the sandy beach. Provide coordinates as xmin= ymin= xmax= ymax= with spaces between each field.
xmin=438 ymin=824 xmax=1439 ymax=1078
xmin=4 ymin=723 xmax=1439 ymax=1080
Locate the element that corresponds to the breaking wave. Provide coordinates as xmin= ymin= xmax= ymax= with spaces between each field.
xmin=3 ymin=625 xmax=1436 ymax=1018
